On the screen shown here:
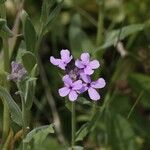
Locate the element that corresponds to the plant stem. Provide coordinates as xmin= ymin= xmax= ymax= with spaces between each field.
xmin=92 ymin=0 xmax=104 ymax=115
xmin=0 ymin=3 xmax=10 ymax=143
xmin=127 ymin=91 xmax=143 ymax=119
xmin=17 ymin=83 xmax=28 ymax=150
xmin=96 ymin=0 xmax=104 ymax=47
xmin=71 ymin=102 xmax=76 ymax=149
xmin=17 ymin=83 xmax=28 ymax=135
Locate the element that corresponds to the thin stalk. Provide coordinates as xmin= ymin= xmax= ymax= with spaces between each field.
xmin=92 ymin=102 xmax=97 ymax=117
xmin=127 ymin=91 xmax=143 ymax=119
xmin=71 ymin=102 xmax=76 ymax=149
xmin=17 ymin=83 xmax=28 ymax=150
xmin=96 ymin=0 xmax=104 ymax=47
xmin=0 ymin=3 xmax=10 ymax=143
xmin=92 ymin=0 xmax=104 ymax=114
xmin=17 ymin=83 xmax=28 ymax=135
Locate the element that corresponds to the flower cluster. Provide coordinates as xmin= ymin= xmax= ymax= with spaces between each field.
xmin=50 ymin=49 xmax=106 ymax=101
xmin=8 ymin=61 xmax=27 ymax=82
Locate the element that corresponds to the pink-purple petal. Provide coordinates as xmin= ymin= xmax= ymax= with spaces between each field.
xmin=58 ymin=61 xmax=66 ymax=70
xmin=62 ymin=75 xmax=73 ymax=86
xmin=69 ymin=90 xmax=78 ymax=101
xmin=75 ymin=59 xmax=84 ymax=68
xmin=80 ymin=73 xmax=91 ymax=83
xmin=89 ymin=60 xmax=100 ymax=69
xmin=81 ymin=53 xmax=90 ymax=63
xmin=72 ymin=80 xmax=82 ymax=90
xmin=59 ymin=87 xmax=70 ymax=97
xmin=50 ymin=56 xmax=60 ymax=65
xmin=84 ymin=66 xmax=94 ymax=75
xmin=88 ymin=87 xmax=100 ymax=101
xmin=91 ymin=78 xmax=106 ymax=89
xmin=77 ymin=84 xmax=88 ymax=93
xmin=60 ymin=49 xmax=72 ymax=63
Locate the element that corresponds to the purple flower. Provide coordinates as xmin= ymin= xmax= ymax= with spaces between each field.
xmin=50 ymin=50 xmax=106 ymax=102
xmin=8 ymin=61 xmax=27 ymax=82
xmin=75 ymin=53 xmax=100 ymax=75
xmin=59 ymin=75 xmax=83 ymax=101
xmin=50 ymin=49 xmax=73 ymax=70
xmin=81 ymin=74 xmax=106 ymax=101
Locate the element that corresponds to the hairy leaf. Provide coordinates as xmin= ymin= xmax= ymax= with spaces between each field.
xmin=21 ymin=10 xmax=37 ymax=53
xmin=94 ymin=24 xmax=145 ymax=52
xmin=0 ymin=86 xmax=22 ymax=126
xmin=21 ymin=51 xmax=36 ymax=74
xmin=23 ymin=124 xmax=54 ymax=144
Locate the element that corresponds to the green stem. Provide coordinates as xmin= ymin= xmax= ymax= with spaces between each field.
xmin=127 ymin=91 xmax=143 ymax=119
xmin=92 ymin=0 xmax=104 ymax=114
xmin=71 ymin=102 xmax=76 ymax=149
xmin=17 ymin=83 xmax=28 ymax=135
xmin=96 ymin=0 xmax=104 ymax=47
xmin=17 ymin=83 xmax=28 ymax=150
xmin=22 ymin=100 xmax=28 ymax=150
xmin=0 ymin=3 xmax=10 ymax=143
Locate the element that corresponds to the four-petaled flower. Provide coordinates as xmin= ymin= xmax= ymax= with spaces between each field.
xmin=81 ymin=74 xmax=106 ymax=100
xmin=75 ymin=53 xmax=100 ymax=75
xmin=50 ymin=49 xmax=72 ymax=70
xmin=59 ymin=75 xmax=83 ymax=101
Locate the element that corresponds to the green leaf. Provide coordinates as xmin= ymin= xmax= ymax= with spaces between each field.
xmin=0 ymin=86 xmax=22 ymax=126
xmin=65 ymin=99 xmax=72 ymax=111
xmin=32 ymin=137 xmax=63 ymax=150
xmin=25 ymin=77 xmax=37 ymax=109
xmin=0 ymin=69 xmax=7 ymax=87
xmin=0 ymin=18 xmax=13 ymax=37
xmin=40 ymin=0 xmax=55 ymax=24
xmin=42 ymin=0 xmax=63 ymax=35
xmin=128 ymin=73 xmax=150 ymax=93
xmin=128 ymin=73 xmax=150 ymax=108
xmin=94 ymin=24 xmax=145 ymax=52
xmin=75 ymin=123 xmax=88 ymax=142
xmin=23 ymin=124 xmax=54 ymax=144
xmin=30 ymin=64 xmax=38 ymax=77
xmin=106 ymin=111 xmax=138 ymax=150
xmin=21 ymin=51 xmax=37 ymax=110
xmin=21 ymin=51 xmax=36 ymax=74
xmin=76 ymin=109 xmax=101 ymax=141
xmin=21 ymin=10 xmax=37 ymax=53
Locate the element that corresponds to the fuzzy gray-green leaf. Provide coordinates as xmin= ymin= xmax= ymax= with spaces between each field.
xmin=23 ymin=124 xmax=54 ymax=144
xmin=21 ymin=10 xmax=37 ymax=53
xmin=21 ymin=51 xmax=36 ymax=74
xmin=0 ymin=86 xmax=23 ymax=126
xmin=94 ymin=23 xmax=145 ymax=52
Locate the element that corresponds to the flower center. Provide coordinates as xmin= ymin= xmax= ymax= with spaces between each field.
xmin=68 ymin=67 xmax=80 ymax=81
xmin=84 ymin=64 xmax=87 ymax=68
xmin=69 ymin=86 xmax=73 ymax=90
xmin=87 ymin=83 xmax=91 ymax=87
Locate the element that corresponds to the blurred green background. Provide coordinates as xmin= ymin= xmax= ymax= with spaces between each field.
xmin=0 ymin=0 xmax=150 ymax=149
